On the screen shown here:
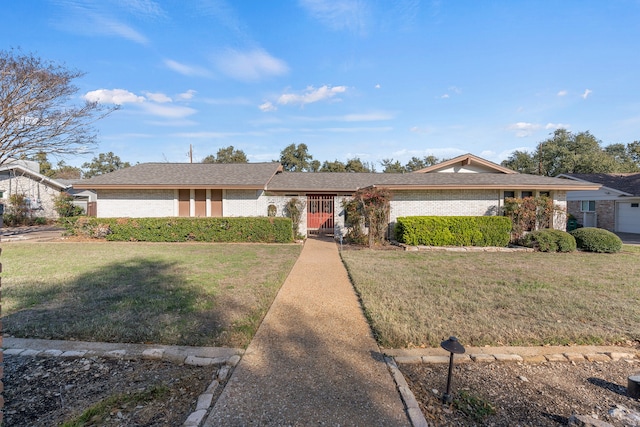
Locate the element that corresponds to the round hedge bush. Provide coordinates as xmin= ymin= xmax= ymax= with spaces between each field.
xmin=522 ymin=229 xmax=576 ymax=252
xmin=569 ymin=227 xmax=622 ymax=253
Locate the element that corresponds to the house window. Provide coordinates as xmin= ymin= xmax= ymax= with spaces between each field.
xmin=539 ymin=191 xmax=550 ymax=198
xmin=521 ymin=191 xmax=533 ymax=198
xmin=503 ymin=191 xmax=515 ymax=200
xmin=0 ymin=191 xmax=3 ymax=198
xmin=632 ymin=203 xmax=639 ymax=208
xmin=580 ymin=200 xmax=596 ymax=212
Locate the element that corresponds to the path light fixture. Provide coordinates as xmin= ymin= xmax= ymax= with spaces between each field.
xmin=441 ymin=336 xmax=465 ymax=404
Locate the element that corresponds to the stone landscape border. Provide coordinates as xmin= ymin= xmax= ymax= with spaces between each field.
xmin=2 ymin=338 xmax=244 ymax=427
xmin=385 ymin=346 xmax=639 ymax=427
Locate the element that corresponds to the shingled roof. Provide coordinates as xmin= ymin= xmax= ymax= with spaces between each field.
xmin=266 ymin=171 xmax=600 ymax=192
xmin=73 ymin=162 xmax=283 ymax=189
xmin=560 ymin=173 xmax=640 ymax=196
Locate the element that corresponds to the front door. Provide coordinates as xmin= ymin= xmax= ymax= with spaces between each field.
xmin=307 ymin=195 xmax=335 ymax=234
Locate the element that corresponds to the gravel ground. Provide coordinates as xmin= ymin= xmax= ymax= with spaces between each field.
xmin=3 ymin=354 xmax=221 ymax=426
xmin=400 ymin=359 xmax=640 ymax=426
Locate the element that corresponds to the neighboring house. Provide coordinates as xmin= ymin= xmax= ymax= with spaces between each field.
xmin=73 ymin=154 xmax=599 ymax=236
xmin=559 ymin=173 xmax=640 ymax=233
xmin=0 ymin=159 xmax=69 ymax=219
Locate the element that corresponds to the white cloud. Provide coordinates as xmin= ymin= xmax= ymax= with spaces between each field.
xmin=115 ymin=0 xmax=166 ymax=18
xmin=144 ymin=92 xmax=172 ymax=103
xmin=507 ymin=122 xmax=542 ymax=137
xmin=375 ymin=83 xmax=381 ymax=89
xmin=215 ymin=49 xmax=289 ymax=82
xmin=259 ymin=101 xmax=277 ymax=112
xmin=440 ymin=94 xmax=450 ymax=99
xmin=177 ymin=90 xmax=197 ymax=100
xmin=164 ymin=59 xmax=212 ymax=77
xmin=582 ymin=89 xmax=592 ymax=99
xmin=557 ymin=90 xmax=568 ymax=96
xmin=277 ymin=85 xmax=347 ymax=106
xmin=299 ymin=0 xmax=371 ymax=34
xmin=141 ymin=103 xmax=197 ymax=119
xmin=545 ymin=122 xmax=570 ymax=130
xmin=84 ymin=89 xmax=145 ymax=105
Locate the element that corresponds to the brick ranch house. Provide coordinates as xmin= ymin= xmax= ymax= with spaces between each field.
xmin=0 ymin=159 xmax=69 ymax=219
xmin=73 ymin=154 xmax=599 ymax=236
xmin=558 ymin=173 xmax=640 ymax=234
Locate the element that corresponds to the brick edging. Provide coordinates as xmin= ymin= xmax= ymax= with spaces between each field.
xmin=392 ymin=350 xmax=638 ymax=365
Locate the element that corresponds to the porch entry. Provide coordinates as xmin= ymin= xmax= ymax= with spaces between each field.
xmin=307 ymin=194 xmax=335 ymax=234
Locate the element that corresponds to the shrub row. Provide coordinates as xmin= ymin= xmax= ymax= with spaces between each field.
xmin=570 ymin=227 xmax=622 ymax=253
xmin=395 ymin=216 xmax=512 ymax=247
xmin=522 ymin=229 xmax=576 ymax=252
xmin=60 ymin=216 xmax=294 ymax=243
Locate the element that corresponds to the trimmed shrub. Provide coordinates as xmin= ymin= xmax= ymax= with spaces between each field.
xmin=522 ymin=229 xmax=576 ymax=252
xmin=60 ymin=216 xmax=294 ymax=243
xmin=395 ymin=216 xmax=512 ymax=247
xmin=570 ymin=227 xmax=622 ymax=253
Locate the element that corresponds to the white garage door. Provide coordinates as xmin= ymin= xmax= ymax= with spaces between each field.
xmin=617 ymin=201 xmax=640 ymax=233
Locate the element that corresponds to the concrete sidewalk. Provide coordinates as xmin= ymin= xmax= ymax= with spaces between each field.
xmin=205 ymin=237 xmax=410 ymax=426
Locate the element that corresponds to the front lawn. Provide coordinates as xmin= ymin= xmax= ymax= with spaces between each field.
xmin=341 ymin=247 xmax=640 ymax=348
xmin=2 ymin=242 xmax=301 ymax=348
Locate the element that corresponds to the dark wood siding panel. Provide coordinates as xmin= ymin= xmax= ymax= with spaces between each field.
xmin=194 ymin=189 xmax=206 ymax=217
xmin=211 ymin=189 xmax=222 ymax=217
xmin=178 ymin=189 xmax=190 ymax=217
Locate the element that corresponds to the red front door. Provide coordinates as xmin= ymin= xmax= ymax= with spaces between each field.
xmin=307 ymin=195 xmax=335 ymax=232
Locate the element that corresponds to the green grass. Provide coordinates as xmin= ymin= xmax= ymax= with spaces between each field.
xmin=341 ymin=249 xmax=640 ymax=348
xmin=2 ymin=242 xmax=301 ymax=348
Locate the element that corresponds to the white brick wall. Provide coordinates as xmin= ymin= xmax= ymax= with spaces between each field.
xmin=390 ymin=189 xmax=501 ymax=221
xmin=224 ymin=189 xmax=263 ymax=217
xmin=0 ymin=174 xmax=61 ymax=218
xmin=97 ymin=189 xmax=174 ymax=217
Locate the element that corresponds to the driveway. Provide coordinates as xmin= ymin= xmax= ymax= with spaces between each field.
xmin=615 ymin=232 xmax=640 ymax=245
xmin=0 ymin=225 xmax=65 ymax=242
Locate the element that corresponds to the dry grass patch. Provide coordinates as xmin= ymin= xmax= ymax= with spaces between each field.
xmin=2 ymin=242 xmax=301 ymax=348
xmin=341 ymin=249 xmax=640 ymax=348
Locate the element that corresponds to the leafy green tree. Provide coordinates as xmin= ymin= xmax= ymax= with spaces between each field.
xmin=31 ymin=152 xmax=54 ymax=177
xmin=604 ymin=143 xmax=640 ymax=172
xmin=345 ymin=157 xmax=374 ymax=172
xmin=53 ymin=160 xmax=82 ymax=179
xmin=279 ymin=143 xmax=316 ymax=172
xmin=501 ymin=150 xmax=538 ymax=174
xmin=0 ymin=49 xmax=115 ymax=166
xmin=320 ymin=160 xmax=347 ymax=172
xmin=536 ymin=129 xmax=617 ymax=176
xmin=381 ymin=158 xmax=405 ymax=173
xmin=82 ymin=152 xmax=131 ymax=178
xmin=202 ymin=145 xmax=248 ymax=163
xmin=405 ymin=155 xmax=440 ymax=171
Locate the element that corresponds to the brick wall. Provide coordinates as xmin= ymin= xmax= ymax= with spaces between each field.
xmin=389 ymin=189 xmax=502 ymax=222
xmin=0 ymin=173 xmax=62 ymax=219
xmin=97 ymin=189 xmax=175 ymax=217
xmin=567 ymin=199 xmax=615 ymax=231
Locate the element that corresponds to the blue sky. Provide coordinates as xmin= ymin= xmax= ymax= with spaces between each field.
xmin=2 ymin=1 xmax=640 ymax=168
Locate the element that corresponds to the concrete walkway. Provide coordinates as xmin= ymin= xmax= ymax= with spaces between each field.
xmin=205 ymin=237 xmax=410 ymax=426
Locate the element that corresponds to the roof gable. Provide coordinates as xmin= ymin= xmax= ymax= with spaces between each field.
xmin=0 ymin=164 xmax=68 ymax=191
xmin=558 ymin=173 xmax=640 ymax=196
xmin=413 ymin=153 xmax=517 ymax=174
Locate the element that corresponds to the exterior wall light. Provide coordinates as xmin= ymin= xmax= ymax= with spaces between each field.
xmin=440 ymin=336 xmax=466 ymax=404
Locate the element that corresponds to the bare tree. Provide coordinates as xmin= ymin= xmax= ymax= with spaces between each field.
xmin=0 ymin=49 xmax=115 ymax=166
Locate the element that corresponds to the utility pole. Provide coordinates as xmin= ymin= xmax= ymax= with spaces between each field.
xmin=189 ymin=144 xmax=193 ymax=163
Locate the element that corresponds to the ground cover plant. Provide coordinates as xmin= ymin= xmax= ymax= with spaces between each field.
xmin=2 ymin=242 xmax=301 ymax=348
xmin=341 ymin=247 xmax=640 ymax=348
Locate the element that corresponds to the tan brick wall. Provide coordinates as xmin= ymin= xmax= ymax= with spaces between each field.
xmin=0 ymin=174 xmax=62 ymax=219
xmin=567 ymin=200 xmax=615 ymax=231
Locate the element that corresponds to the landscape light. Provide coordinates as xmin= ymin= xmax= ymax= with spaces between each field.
xmin=440 ymin=336 xmax=466 ymax=404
